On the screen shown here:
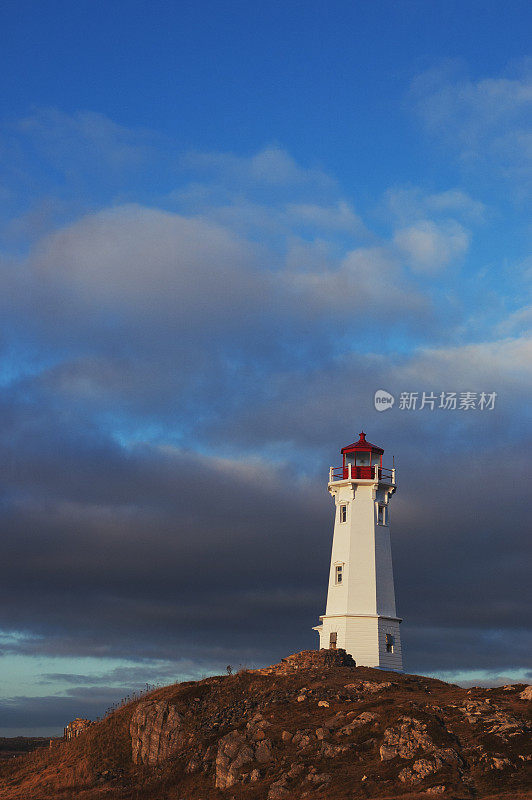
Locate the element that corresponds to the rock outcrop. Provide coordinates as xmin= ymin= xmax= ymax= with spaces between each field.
xmin=2 ymin=651 xmax=532 ymax=800
xmin=380 ymin=716 xmax=441 ymax=760
xmin=215 ymin=730 xmax=254 ymax=789
xmin=130 ymin=700 xmax=184 ymax=765
xmin=257 ymin=647 xmax=356 ymax=675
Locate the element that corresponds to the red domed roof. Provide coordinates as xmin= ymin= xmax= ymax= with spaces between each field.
xmin=341 ymin=431 xmax=384 ymax=454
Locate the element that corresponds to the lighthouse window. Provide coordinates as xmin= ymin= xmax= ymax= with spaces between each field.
xmin=378 ymin=505 xmax=384 ymax=524
xmin=386 ymin=634 xmax=395 ymax=653
xmin=339 ymin=504 xmax=347 ymax=522
xmin=335 ymin=564 xmax=343 ymax=584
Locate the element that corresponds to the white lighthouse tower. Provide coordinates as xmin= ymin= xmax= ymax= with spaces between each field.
xmin=313 ymin=432 xmax=403 ymax=670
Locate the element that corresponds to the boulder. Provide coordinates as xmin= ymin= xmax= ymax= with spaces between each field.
xmin=338 ymin=711 xmax=378 ymax=735
xmin=306 ymin=772 xmax=332 ymax=783
xmin=399 ymin=757 xmax=444 ymax=784
xmin=491 ymin=756 xmax=511 ymax=770
xmin=380 ymin=717 xmax=436 ymax=761
xmin=255 ymin=738 xmax=273 ymax=763
xmin=215 ymin=730 xmax=254 ymax=789
xmin=321 ymin=741 xmax=351 ymax=758
xmin=362 ymin=681 xmax=392 ymax=692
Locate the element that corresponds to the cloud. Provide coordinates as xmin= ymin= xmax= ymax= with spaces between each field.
xmin=286 ymin=200 xmax=367 ymax=235
xmin=385 ymin=186 xmax=486 ymax=225
xmin=31 ymin=204 xmax=264 ymax=325
xmin=180 ymin=145 xmax=335 ymax=191
xmin=1 ymin=200 xmax=432 ymax=423
xmin=0 ymin=113 xmax=530 ymax=734
xmin=0 ymin=331 xmax=530 ymax=676
xmin=404 ymin=627 xmax=532 ymax=675
xmin=171 ymin=149 xmax=368 ymax=246
xmin=393 ymin=219 xmax=470 ymax=273
xmin=424 ymin=189 xmax=486 ymax=221
xmin=283 ymin=245 xmax=428 ymax=319
xmin=17 ymin=107 xmax=155 ymax=174
xmin=410 ymin=62 xmax=532 ymax=188
xmin=388 ymin=336 xmax=532 ymax=393
xmin=0 ymin=687 xmax=137 ymax=735
xmin=38 ymin=661 xmax=200 ymax=686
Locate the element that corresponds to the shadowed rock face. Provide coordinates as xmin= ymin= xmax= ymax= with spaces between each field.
xmin=130 ymin=700 xmax=183 ymax=765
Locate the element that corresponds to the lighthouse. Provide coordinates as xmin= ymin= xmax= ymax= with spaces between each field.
xmin=313 ymin=432 xmax=403 ymax=671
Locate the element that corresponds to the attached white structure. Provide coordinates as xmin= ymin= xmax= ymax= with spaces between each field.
xmin=313 ymin=432 xmax=403 ymax=671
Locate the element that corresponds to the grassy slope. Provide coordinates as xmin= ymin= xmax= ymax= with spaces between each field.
xmin=0 ymin=665 xmax=530 ymax=800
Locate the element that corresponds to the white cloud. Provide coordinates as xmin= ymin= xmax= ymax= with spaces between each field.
xmin=411 ymin=65 xmax=532 ymax=141
xmin=31 ymin=204 xmax=265 ymax=323
xmin=390 ymin=336 xmax=532 ymax=389
xmin=283 ymin=245 xmax=426 ymax=315
xmin=180 ymin=145 xmax=335 ymax=191
xmin=425 ymin=189 xmax=486 ymax=221
xmin=386 ymin=186 xmax=486 ymax=224
xmin=410 ymin=63 xmax=532 ymax=187
xmin=17 ymin=107 xmax=154 ymax=172
xmin=393 ymin=219 xmax=470 ymax=273
xmin=286 ymin=200 xmax=367 ymax=235
xmin=24 ymin=202 xmax=429 ymax=347
xmin=170 ymin=148 xmax=366 ymax=243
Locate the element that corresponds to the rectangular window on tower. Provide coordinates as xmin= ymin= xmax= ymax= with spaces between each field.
xmin=386 ymin=634 xmax=395 ymax=653
xmin=339 ymin=504 xmax=347 ymax=522
xmin=378 ymin=505 xmax=384 ymax=525
xmin=329 ymin=632 xmax=337 ymax=649
xmin=335 ymin=564 xmax=343 ymax=584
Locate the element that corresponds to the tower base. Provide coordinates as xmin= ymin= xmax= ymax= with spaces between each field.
xmin=313 ymin=614 xmax=403 ymax=671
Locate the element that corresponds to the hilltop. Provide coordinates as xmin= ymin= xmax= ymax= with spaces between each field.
xmin=0 ymin=649 xmax=530 ymax=800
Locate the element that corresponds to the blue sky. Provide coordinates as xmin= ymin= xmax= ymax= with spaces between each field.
xmin=0 ymin=0 xmax=531 ymax=735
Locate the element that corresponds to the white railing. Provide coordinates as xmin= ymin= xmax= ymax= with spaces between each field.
xmin=329 ymin=464 xmax=396 ymax=483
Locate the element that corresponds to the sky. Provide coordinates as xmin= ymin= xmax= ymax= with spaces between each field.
xmin=0 ymin=0 xmax=531 ymax=736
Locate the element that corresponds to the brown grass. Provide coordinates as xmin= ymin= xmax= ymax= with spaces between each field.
xmin=0 ymin=665 xmax=530 ymax=800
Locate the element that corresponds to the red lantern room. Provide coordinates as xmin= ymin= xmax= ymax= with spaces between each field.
xmin=341 ymin=431 xmax=382 ymax=479
xmin=329 ymin=432 xmax=395 ymax=483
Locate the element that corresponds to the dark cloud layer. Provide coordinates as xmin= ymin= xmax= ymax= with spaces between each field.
xmin=1 ymin=388 xmax=530 ymax=677
xmin=0 ymin=118 xmax=530 ymax=734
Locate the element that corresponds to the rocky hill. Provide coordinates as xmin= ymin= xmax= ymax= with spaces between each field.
xmin=0 ymin=649 xmax=530 ymax=800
